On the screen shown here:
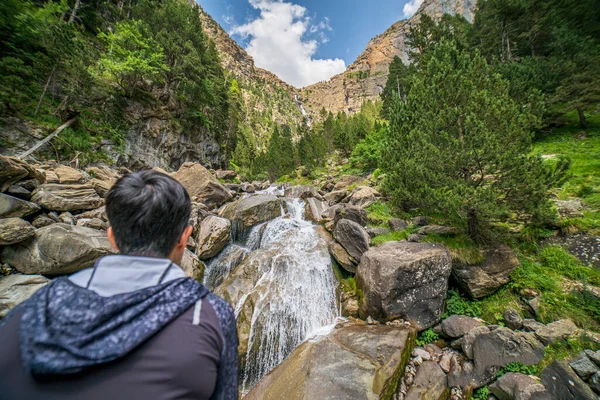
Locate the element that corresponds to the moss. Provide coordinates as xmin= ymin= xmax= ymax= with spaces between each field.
xmin=422 ymin=234 xmax=484 ymax=265
xmin=380 ymin=328 xmax=418 ymax=400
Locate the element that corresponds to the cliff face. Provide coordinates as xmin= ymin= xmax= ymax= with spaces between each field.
xmin=299 ymin=0 xmax=476 ymax=118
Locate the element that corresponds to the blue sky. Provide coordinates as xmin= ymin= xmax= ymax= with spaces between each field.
xmin=196 ymin=0 xmax=423 ymax=87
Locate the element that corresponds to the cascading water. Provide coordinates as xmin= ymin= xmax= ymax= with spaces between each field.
xmin=204 ymin=189 xmax=339 ymax=393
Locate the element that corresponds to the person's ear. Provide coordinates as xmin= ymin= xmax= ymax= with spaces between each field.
xmin=106 ymin=226 xmax=119 ymax=252
xmin=178 ymin=226 xmax=193 ymax=249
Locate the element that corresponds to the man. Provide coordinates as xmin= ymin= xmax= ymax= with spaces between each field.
xmin=0 ymin=170 xmax=239 ymax=399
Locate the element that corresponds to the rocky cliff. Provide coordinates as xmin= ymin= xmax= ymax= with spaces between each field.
xmin=299 ymin=0 xmax=476 ymax=118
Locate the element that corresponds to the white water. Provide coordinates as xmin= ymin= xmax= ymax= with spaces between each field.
xmin=294 ymin=94 xmax=312 ymax=127
xmin=205 ymin=190 xmax=339 ymax=392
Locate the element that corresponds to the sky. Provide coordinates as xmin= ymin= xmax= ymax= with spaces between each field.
xmin=196 ymin=0 xmax=424 ymax=88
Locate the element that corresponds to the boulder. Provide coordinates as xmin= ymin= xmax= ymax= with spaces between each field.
xmin=304 ymin=198 xmax=329 ymax=223
xmin=244 ymin=322 xmax=417 ymax=400
xmin=591 ymin=371 xmax=600 ymax=394
xmin=31 ymin=214 xmax=55 ymax=228
xmin=333 ymin=219 xmax=370 ymax=262
xmin=418 ymin=225 xmax=458 ymax=236
xmin=53 ymin=165 xmax=87 ymax=184
xmin=405 ymin=361 xmax=448 ymax=400
xmin=411 ymin=216 xmax=430 ymax=226
xmin=75 ymin=218 xmax=108 ymax=230
xmin=31 ymin=184 xmax=104 ymax=212
xmin=388 ymin=218 xmax=408 ymax=232
xmin=241 ymin=183 xmax=256 ymax=193
xmin=73 ymin=206 xmax=107 ymax=221
xmin=7 ymin=184 xmax=31 ymax=200
xmin=219 ymin=195 xmax=282 ymax=232
xmin=523 ymin=319 xmax=545 ymax=332
xmin=333 ymin=175 xmax=365 ymax=190
xmin=329 ymin=242 xmax=356 ymax=273
xmin=225 ymin=183 xmax=241 ymax=193
xmin=489 ymin=373 xmax=550 ymax=400
xmin=0 ymin=193 xmax=40 ymax=218
xmin=0 ymin=156 xmax=45 ymax=192
xmin=59 ymin=211 xmax=75 ymax=225
xmin=439 ymin=315 xmax=482 ymax=339
xmin=452 ymin=244 xmax=520 ymax=299
xmin=585 ymin=349 xmax=600 ymax=367
xmin=553 ymin=199 xmax=586 ymax=219
xmin=569 ymin=352 xmax=598 ymax=381
xmin=1 ymin=224 xmax=115 ymax=276
xmin=408 ymin=234 xmax=423 ymax=243
xmin=333 ymin=205 xmax=367 ymax=227
xmin=215 ymin=170 xmax=238 ymax=181
xmin=89 ymin=178 xmax=114 ymax=197
xmin=85 ymin=165 xmax=120 ymax=183
xmin=172 ymin=162 xmax=232 ymax=207
xmin=534 ymin=319 xmax=578 ymax=345
xmin=356 ymin=241 xmax=452 ymax=329
xmin=0 ymin=218 xmax=35 ymax=245
xmin=348 ymin=186 xmax=380 ymax=208
xmin=284 ymin=185 xmax=323 ymax=200
xmin=0 ymin=274 xmax=50 ymax=318
xmin=196 ymin=216 xmax=231 ymax=260
xmin=459 ymin=326 xmax=491 ymax=359
xmin=324 ymin=190 xmax=349 ymax=205
xmin=503 ymin=308 xmax=524 ymax=330
xmin=366 ymin=227 xmax=390 ymax=238
xmin=541 ymin=360 xmax=597 ymax=400
xmin=180 ymin=249 xmax=204 ymax=281
xmin=472 ymin=328 xmax=545 ymax=377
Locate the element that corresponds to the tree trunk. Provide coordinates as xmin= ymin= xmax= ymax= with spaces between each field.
xmin=68 ymin=0 xmax=81 ymax=23
xmin=17 ymin=117 xmax=78 ymax=160
xmin=578 ymin=108 xmax=588 ymax=128
xmin=34 ymin=67 xmax=56 ymax=119
xmin=467 ymin=209 xmax=490 ymax=245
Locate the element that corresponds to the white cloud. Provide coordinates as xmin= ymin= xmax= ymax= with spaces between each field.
xmin=403 ymin=0 xmax=424 ymax=18
xmin=230 ymin=0 xmax=346 ymax=87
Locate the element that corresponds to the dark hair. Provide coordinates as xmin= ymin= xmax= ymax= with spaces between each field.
xmin=105 ymin=169 xmax=191 ymax=257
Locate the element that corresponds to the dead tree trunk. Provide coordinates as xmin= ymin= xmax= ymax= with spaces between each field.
xmin=34 ymin=67 xmax=56 ymax=119
xmin=17 ymin=117 xmax=78 ymax=160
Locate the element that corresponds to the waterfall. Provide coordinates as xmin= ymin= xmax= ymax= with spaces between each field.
xmin=294 ymin=94 xmax=312 ymax=127
xmin=205 ymin=190 xmax=339 ymax=393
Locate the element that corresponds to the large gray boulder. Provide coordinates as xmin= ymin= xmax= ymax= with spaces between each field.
xmin=534 ymin=319 xmax=579 ymax=345
xmin=490 ymin=373 xmax=550 ymax=400
xmin=0 ymin=274 xmax=50 ymax=317
xmin=323 ymin=190 xmax=349 ymax=205
xmin=405 ymin=361 xmax=448 ymax=400
xmin=0 ymin=218 xmax=35 ymax=245
xmin=333 ymin=175 xmax=365 ymax=190
xmin=172 ymin=162 xmax=232 ymax=207
xmin=333 ymin=204 xmax=368 ymax=227
xmin=0 ymin=193 xmax=40 ymax=218
xmin=452 ymin=244 xmax=520 ymax=298
xmin=333 ymin=219 xmax=369 ymax=262
xmin=348 ymin=186 xmax=380 ymax=208
xmin=244 ymin=322 xmax=417 ymax=400
xmin=439 ymin=315 xmax=482 ymax=339
xmin=569 ymin=352 xmax=599 ymax=381
xmin=329 ymin=242 xmax=356 ymax=273
xmin=219 ymin=195 xmax=282 ymax=232
xmin=0 ymin=155 xmax=45 ymax=192
xmin=180 ymin=249 xmax=204 ymax=281
xmin=304 ymin=198 xmax=329 ymax=223
xmin=1 ymin=224 xmax=115 ymax=275
xmin=284 ymin=185 xmax=323 ymax=200
xmin=31 ymin=184 xmax=104 ymax=211
xmin=541 ymin=360 xmax=597 ymax=400
xmin=357 ymin=241 xmax=452 ymax=329
xmin=196 ymin=215 xmax=231 ymax=260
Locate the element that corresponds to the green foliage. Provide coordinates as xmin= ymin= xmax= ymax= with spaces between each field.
xmin=349 ymin=125 xmax=386 ymax=171
xmin=539 ymin=333 xmax=600 ymax=372
xmin=497 ymin=362 xmax=538 ymax=378
xmin=382 ymin=41 xmax=559 ymax=243
xmin=366 ymin=201 xmax=395 ymax=225
xmin=444 ymin=290 xmax=482 ymax=318
xmin=539 ymin=245 xmax=600 ymax=286
xmin=415 ymin=328 xmax=439 ymax=346
xmin=472 ymin=386 xmax=489 ymax=400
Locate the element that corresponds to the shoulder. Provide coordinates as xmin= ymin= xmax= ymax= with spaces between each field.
xmin=205 ymin=294 xmax=237 ymax=341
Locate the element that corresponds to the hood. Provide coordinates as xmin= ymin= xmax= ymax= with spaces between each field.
xmin=19 ymin=276 xmax=209 ymax=377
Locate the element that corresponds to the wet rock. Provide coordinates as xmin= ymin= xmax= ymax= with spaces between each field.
xmin=31 ymin=184 xmax=104 ymax=212
xmin=333 ymin=219 xmax=370 ymax=262
xmin=244 ymin=322 xmax=417 ymax=400
xmin=219 ymin=195 xmax=282 ymax=232
xmin=284 ymin=185 xmax=323 ymax=200
xmin=503 ymin=308 xmax=524 ymax=330
xmin=17 ymin=179 xmax=40 ymax=192
xmin=172 ymin=162 xmax=232 ymax=207
xmin=535 ymin=319 xmax=578 ymax=345
xmin=215 ymin=170 xmax=238 ymax=181
xmin=1 ymin=224 xmax=115 ymax=276
xmin=333 ymin=175 xmax=365 ymax=190
xmin=452 ymin=244 xmax=520 ymax=299
xmin=569 ymin=352 xmax=598 ymax=381
xmin=0 ymin=274 xmax=50 ymax=318
xmin=541 ymin=360 xmax=597 ymax=400
xmin=0 ymin=193 xmax=40 ymax=218
xmin=348 ymin=186 xmax=380 ymax=208
xmin=489 ymin=372 xmax=550 ymax=400
xmin=418 ymin=225 xmax=458 ymax=236
xmin=0 ymin=218 xmax=35 ymax=245
xmin=75 ymin=218 xmax=108 ymax=230
xmin=405 ymin=361 xmax=448 ymax=400
xmin=388 ymin=218 xmax=408 ymax=232
xmin=196 ymin=216 xmax=231 ymax=260
xmin=53 ymin=165 xmax=87 ymax=184
xmin=591 ymin=371 xmax=600 ymax=394
xmin=440 ymin=315 xmax=482 ymax=339
xmin=342 ymin=297 xmax=359 ymax=318
xmin=31 ymin=214 xmax=55 ymax=228
xmin=411 ymin=216 xmax=430 ymax=226
xmin=329 ymin=242 xmax=356 ymax=273
xmin=366 ymin=227 xmax=390 ymax=238
xmin=241 ymin=183 xmax=256 ymax=193
xmin=305 ymin=198 xmax=329 ymax=223
xmin=357 ymin=241 xmax=452 ymax=329
xmin=472 ymin=328 xmax=545 ymax=377
xmin=333 ymin=204 xmax=368 ymax=227
xmin=180 ymin=249 xmax=204 ymax=281
xmin=324 ymin=190 xmax=349 ymax=205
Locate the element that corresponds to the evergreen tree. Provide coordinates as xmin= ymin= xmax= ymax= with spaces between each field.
xmin=382 ymin=41 xmax=564 ymax=242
